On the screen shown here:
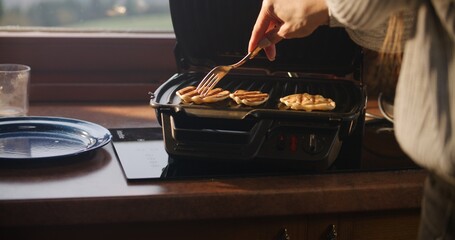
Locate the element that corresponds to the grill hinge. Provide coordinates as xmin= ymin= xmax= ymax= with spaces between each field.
xmin=329 ymin=117 xmax=343 ymax=122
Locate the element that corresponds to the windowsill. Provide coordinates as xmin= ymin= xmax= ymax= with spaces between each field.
xmin=0 ymin=29 xmax=175 ymax=39
xmin=29 ymin=101 xmax=160 ymax=129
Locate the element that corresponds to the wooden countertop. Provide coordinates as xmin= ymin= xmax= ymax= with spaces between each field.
xmin=0 ymin=101 xmax=426 ymax=227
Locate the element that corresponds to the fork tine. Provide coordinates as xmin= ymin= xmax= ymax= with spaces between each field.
xmin=196 ymin=67 xmax=219 ymax=89
xmin=199 ymin=75 xmax=219 ymax=96
xmin=196 ymin=73 xmax=212 ymax=91
xmin=197 ymin=72 xmax=218 ymax=96
xmin=201 ymin=75 xmax=220 ymax=96
xmin=197 ymin=73 xmax=215 ymax=93
xmin=196 ymin=68 xmax=217 ymax=94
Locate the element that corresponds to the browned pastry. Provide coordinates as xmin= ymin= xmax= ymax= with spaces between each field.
xmin=229 ymin=90 xmax=269 ymax=106
xmin=176 ymin=86 xmax=230 ymax=104
xmin=279 ymin=93 xmax=336 ymax=112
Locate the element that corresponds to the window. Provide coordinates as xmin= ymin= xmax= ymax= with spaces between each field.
xmin=0 ymin=0 xmax=173 ymax=32
xmin=0 ymin=0 xmax=177 ymax=102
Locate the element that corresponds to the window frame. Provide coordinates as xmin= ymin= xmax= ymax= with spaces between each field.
xmin=0 ymin=32 xmax=177 ymax=102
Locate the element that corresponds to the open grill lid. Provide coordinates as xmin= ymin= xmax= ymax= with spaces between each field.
xmin=169 ymin=0 xmax=362 ymax=77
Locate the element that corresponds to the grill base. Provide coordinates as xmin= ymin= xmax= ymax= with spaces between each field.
xmin=160 ymin=109 xmax=365 ymax=171
xmin=152 ymin=71 xmax=366 ymax=172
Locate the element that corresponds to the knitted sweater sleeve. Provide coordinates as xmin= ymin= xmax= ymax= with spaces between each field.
xmin=326 ymin=0 xmax=416 ymax=52
xmin=326 ymin=0 xmax=413 ymax=30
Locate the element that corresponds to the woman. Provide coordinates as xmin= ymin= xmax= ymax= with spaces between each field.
xmin=248 ymin=0 xmax=455 ymax=239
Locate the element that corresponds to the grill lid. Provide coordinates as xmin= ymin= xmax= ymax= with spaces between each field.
xmin=170 ymin=0 xmax=362 ymax=76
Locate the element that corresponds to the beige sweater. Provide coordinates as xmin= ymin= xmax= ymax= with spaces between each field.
xmin=327 ymin=0 xmax=455 ymax=184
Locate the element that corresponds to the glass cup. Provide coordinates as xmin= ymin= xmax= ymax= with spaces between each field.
xmin=0 ymin=64 xmax=31 ymax=117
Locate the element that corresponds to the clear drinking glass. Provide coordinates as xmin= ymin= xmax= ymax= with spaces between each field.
xmin=0 ymin=64 xmax=31 ymax=117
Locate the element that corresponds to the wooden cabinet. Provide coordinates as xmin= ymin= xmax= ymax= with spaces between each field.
xmin=0 ymin=103 xmax=425 ymax=240
xmin=343 ymin=210 xmax=420 ymax=240
xmin=1 ymin=209 xmax=419 ymax=240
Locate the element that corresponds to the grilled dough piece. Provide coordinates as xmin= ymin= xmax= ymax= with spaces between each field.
xmin=280 ymin=93 xmax=336 ymax=112
xmin=229 ymin=90 xmax=269 ymax=106
xmin=176 ymin=86 xmax=230 ymax=104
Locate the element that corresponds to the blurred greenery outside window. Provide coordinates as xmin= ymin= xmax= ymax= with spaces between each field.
xmin=0 ymin=0 xmax=173 ymax=33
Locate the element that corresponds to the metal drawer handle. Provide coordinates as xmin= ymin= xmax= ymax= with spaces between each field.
xmin=327 ymin=224 xmax=338 ymax=240
xmin=276 ymin=228 xmax=291 ymax=240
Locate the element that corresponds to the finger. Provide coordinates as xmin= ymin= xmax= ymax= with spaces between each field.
xmin=264 ymin=44 xmax=277 ymax=61
xmin=248 ymin=5 xmax=274 ymax=53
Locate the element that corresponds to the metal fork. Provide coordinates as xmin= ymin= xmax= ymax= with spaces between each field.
xmin=196 ymin=37 xmax=273 ymax=96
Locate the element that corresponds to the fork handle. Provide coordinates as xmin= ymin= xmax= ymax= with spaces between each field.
xmin=249 ymin=30 xmax=283 ymax=59
xmin=250 ymin=38 xmax=272 ymax=59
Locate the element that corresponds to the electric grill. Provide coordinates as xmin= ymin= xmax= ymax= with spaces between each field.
xmin=150 ymin=0 xmax=366 ymax=171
